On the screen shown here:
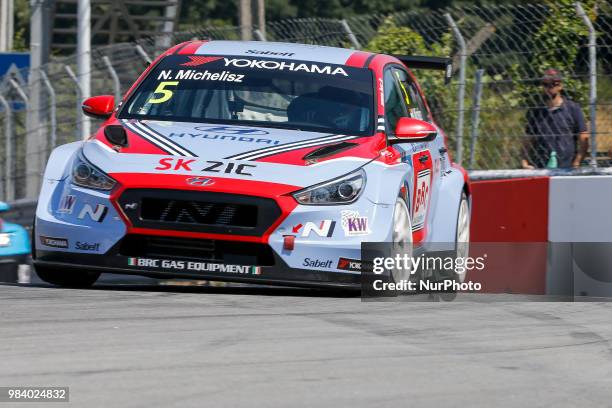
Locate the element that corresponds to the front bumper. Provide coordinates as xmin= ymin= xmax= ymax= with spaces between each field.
xmin=35 ymin=179 xmax=396 ymax=287
xmin=33 ymin=246 xmax=361 ymax=290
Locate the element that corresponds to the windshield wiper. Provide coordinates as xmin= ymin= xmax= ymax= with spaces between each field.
xmin=245 ymin=120 xmax=343 ymax=133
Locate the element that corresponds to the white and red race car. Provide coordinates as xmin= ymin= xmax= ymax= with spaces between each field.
xmin=33 ymin=40 xmax=470 ymax=289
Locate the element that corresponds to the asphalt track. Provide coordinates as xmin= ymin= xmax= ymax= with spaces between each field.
xmin=2 ymin=281 xmax=612 ymax=407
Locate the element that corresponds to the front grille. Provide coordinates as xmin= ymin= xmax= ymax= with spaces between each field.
xmin=141 ymin=198 xmax=258 ymax=228
xmin=118 ymin=189 xmax=282 ymax=236
xmin=119 ymin=235 xmax=275 ymax=266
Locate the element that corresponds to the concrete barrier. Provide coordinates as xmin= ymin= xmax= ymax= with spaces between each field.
xmin=469 ymin=174 xmax=612 ymax=297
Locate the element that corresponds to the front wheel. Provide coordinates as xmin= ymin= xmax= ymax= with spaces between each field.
xmin=35 ymin=264 xmax=100 ymax=288
xmin=389 ymin=196 xmax=413 ymax=286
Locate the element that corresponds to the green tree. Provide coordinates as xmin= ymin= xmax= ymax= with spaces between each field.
xmin=511 ymin=0 xmax=597 ymax=109
xmin=12 ymin=0 xmax=29 ymax=51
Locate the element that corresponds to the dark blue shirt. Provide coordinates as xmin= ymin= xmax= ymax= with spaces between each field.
xmin=525 ymin=98 xmax=586 ymax=168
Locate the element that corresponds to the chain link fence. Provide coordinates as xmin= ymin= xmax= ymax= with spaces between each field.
xmin=1 ymin=1 xmax=610 ymax=201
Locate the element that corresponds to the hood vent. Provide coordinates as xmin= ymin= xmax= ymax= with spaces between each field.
xmin=104 ymin=125 xmax=129 ymax=147
xmin=302 ymin=141 xmax=357 ymax=161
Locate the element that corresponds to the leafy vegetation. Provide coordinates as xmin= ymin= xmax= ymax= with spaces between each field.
xmin=365 ymin=0 xmax=598 ymax=168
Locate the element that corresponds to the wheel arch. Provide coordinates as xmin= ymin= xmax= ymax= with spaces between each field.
xmin=427 ymin=167 xmax=466 ymax=243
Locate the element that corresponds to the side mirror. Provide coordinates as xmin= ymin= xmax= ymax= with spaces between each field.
xmin=0 ymin=202 xmax=10 ymax=212
xmin=82 ymin=95 xmax=115 ymax=119
xmin=392 ymin=117 xmax=437 ymax=143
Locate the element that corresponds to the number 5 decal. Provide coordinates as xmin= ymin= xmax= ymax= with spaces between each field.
xmin=147 ymin=81 xmax=179 ymax=104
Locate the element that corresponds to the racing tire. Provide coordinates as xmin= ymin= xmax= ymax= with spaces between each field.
xmin=378 ymin=196 xmax=413 ymax=297
xmin=454 ymin=192 xmax=470 ymax=283
xmin=391 ymin=196 xmax=413 ymax=282
xmin=35 ymin=265 xmax=100 ymax=288
xmin=431 ymin=192 xmax=470 ymax=302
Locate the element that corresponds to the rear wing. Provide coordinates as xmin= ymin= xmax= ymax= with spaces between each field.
xmin=393 ymin=55 xmax=453 ymax=84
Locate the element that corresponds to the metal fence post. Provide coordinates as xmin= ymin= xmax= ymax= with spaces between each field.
xmin=253 ymin=29 xmax=267 ymax=41
xmin=340 ymin=19 xmax=361 ymax=49
xmin=64 ymin=65 xmax=83 ymax=140
xmin=7 ymin=78 xmax=30 ymax=197
xmin=26 ymin=0 xmax=51 ymax=200
xmin=135 ymin=44 xmax=152 ymax=65
xmin=102 ymin=56 xmax=121 ymax=103
xmin=7 ymin=78 xmax=30 ymax=200
xmin=445 ymin=13 xmax=467 ymax=165
xmin=469 ymin=69 xmax=484 ymax=169
xmin=155 ymin=1 xmax=178 ymax=51
xmin=77 ymin=0 xmax=91 ymax=140
xmin=0 ymin=94 xmax=13 ymax=201
xmin=575 ymin=2 xmax=597 ymax=168
xmin=39 ymin=70 xmax=57 ymax=151
xmin=8 ymin=78 xmax=29 ymax=104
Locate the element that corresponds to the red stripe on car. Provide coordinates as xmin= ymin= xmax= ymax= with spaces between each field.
xmin=178 ymin=41 xmax=209 ymax=55
xmin=345 ymin=51 xmax=374 ymax=67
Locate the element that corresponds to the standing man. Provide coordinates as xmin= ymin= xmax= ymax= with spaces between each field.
xmin=522 ymin=69 xmax=589 ymax=169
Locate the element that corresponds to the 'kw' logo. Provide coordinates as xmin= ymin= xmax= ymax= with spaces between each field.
xmin=341 ymin=210 xmax=370 ymax=236
xmin=58 ymin=195 xmax=76 ymax=214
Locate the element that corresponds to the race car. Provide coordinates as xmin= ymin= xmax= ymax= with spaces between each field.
xmin=33 ymin=40 xmax=470 ymax=289
xmin=0 ymin=201 xmax=30 ymax=282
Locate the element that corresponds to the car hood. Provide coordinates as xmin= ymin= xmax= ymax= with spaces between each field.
xmin=1 ymin=221 xmax=23 ymax=233
xmin=85 ymin=119 xmax=382 ymax=190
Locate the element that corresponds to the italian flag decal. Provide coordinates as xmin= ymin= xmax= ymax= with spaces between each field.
xmin=128 ymin=258 xmax=138 ymax=266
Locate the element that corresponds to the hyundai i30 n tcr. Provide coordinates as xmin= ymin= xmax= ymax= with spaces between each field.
xmin=33 ymin=40 xmax=470 ymax=289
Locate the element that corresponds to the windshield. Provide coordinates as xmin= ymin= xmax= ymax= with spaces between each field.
xmin=120 ymin=55 xmax=375 ymax=136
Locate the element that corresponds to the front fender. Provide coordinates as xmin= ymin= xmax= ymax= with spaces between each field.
xmin=43 ymin=142 xmax=83 ymax=181
xmin=362 ymin=160 xmax=411 ymax=206
xmin=427 ymin=167 xmax=467 ymax=243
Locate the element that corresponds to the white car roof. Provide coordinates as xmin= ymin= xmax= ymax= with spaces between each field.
xmin=194 ymin=40 xmax=358 ymax=65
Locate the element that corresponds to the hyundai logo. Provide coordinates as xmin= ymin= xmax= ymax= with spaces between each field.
xmin=193 ymin=125 xmax=269 ymax=136
xmin=186 ymin=177 xmax=215 ymax=187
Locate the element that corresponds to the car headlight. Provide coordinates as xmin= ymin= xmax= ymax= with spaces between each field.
xmin=0 ymin=233 xmax=11 ymax=247
xmin=71 ymin=154 xmax=116 ymax=191
xmin=293 ymin=169 xmax=365 ymax=205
